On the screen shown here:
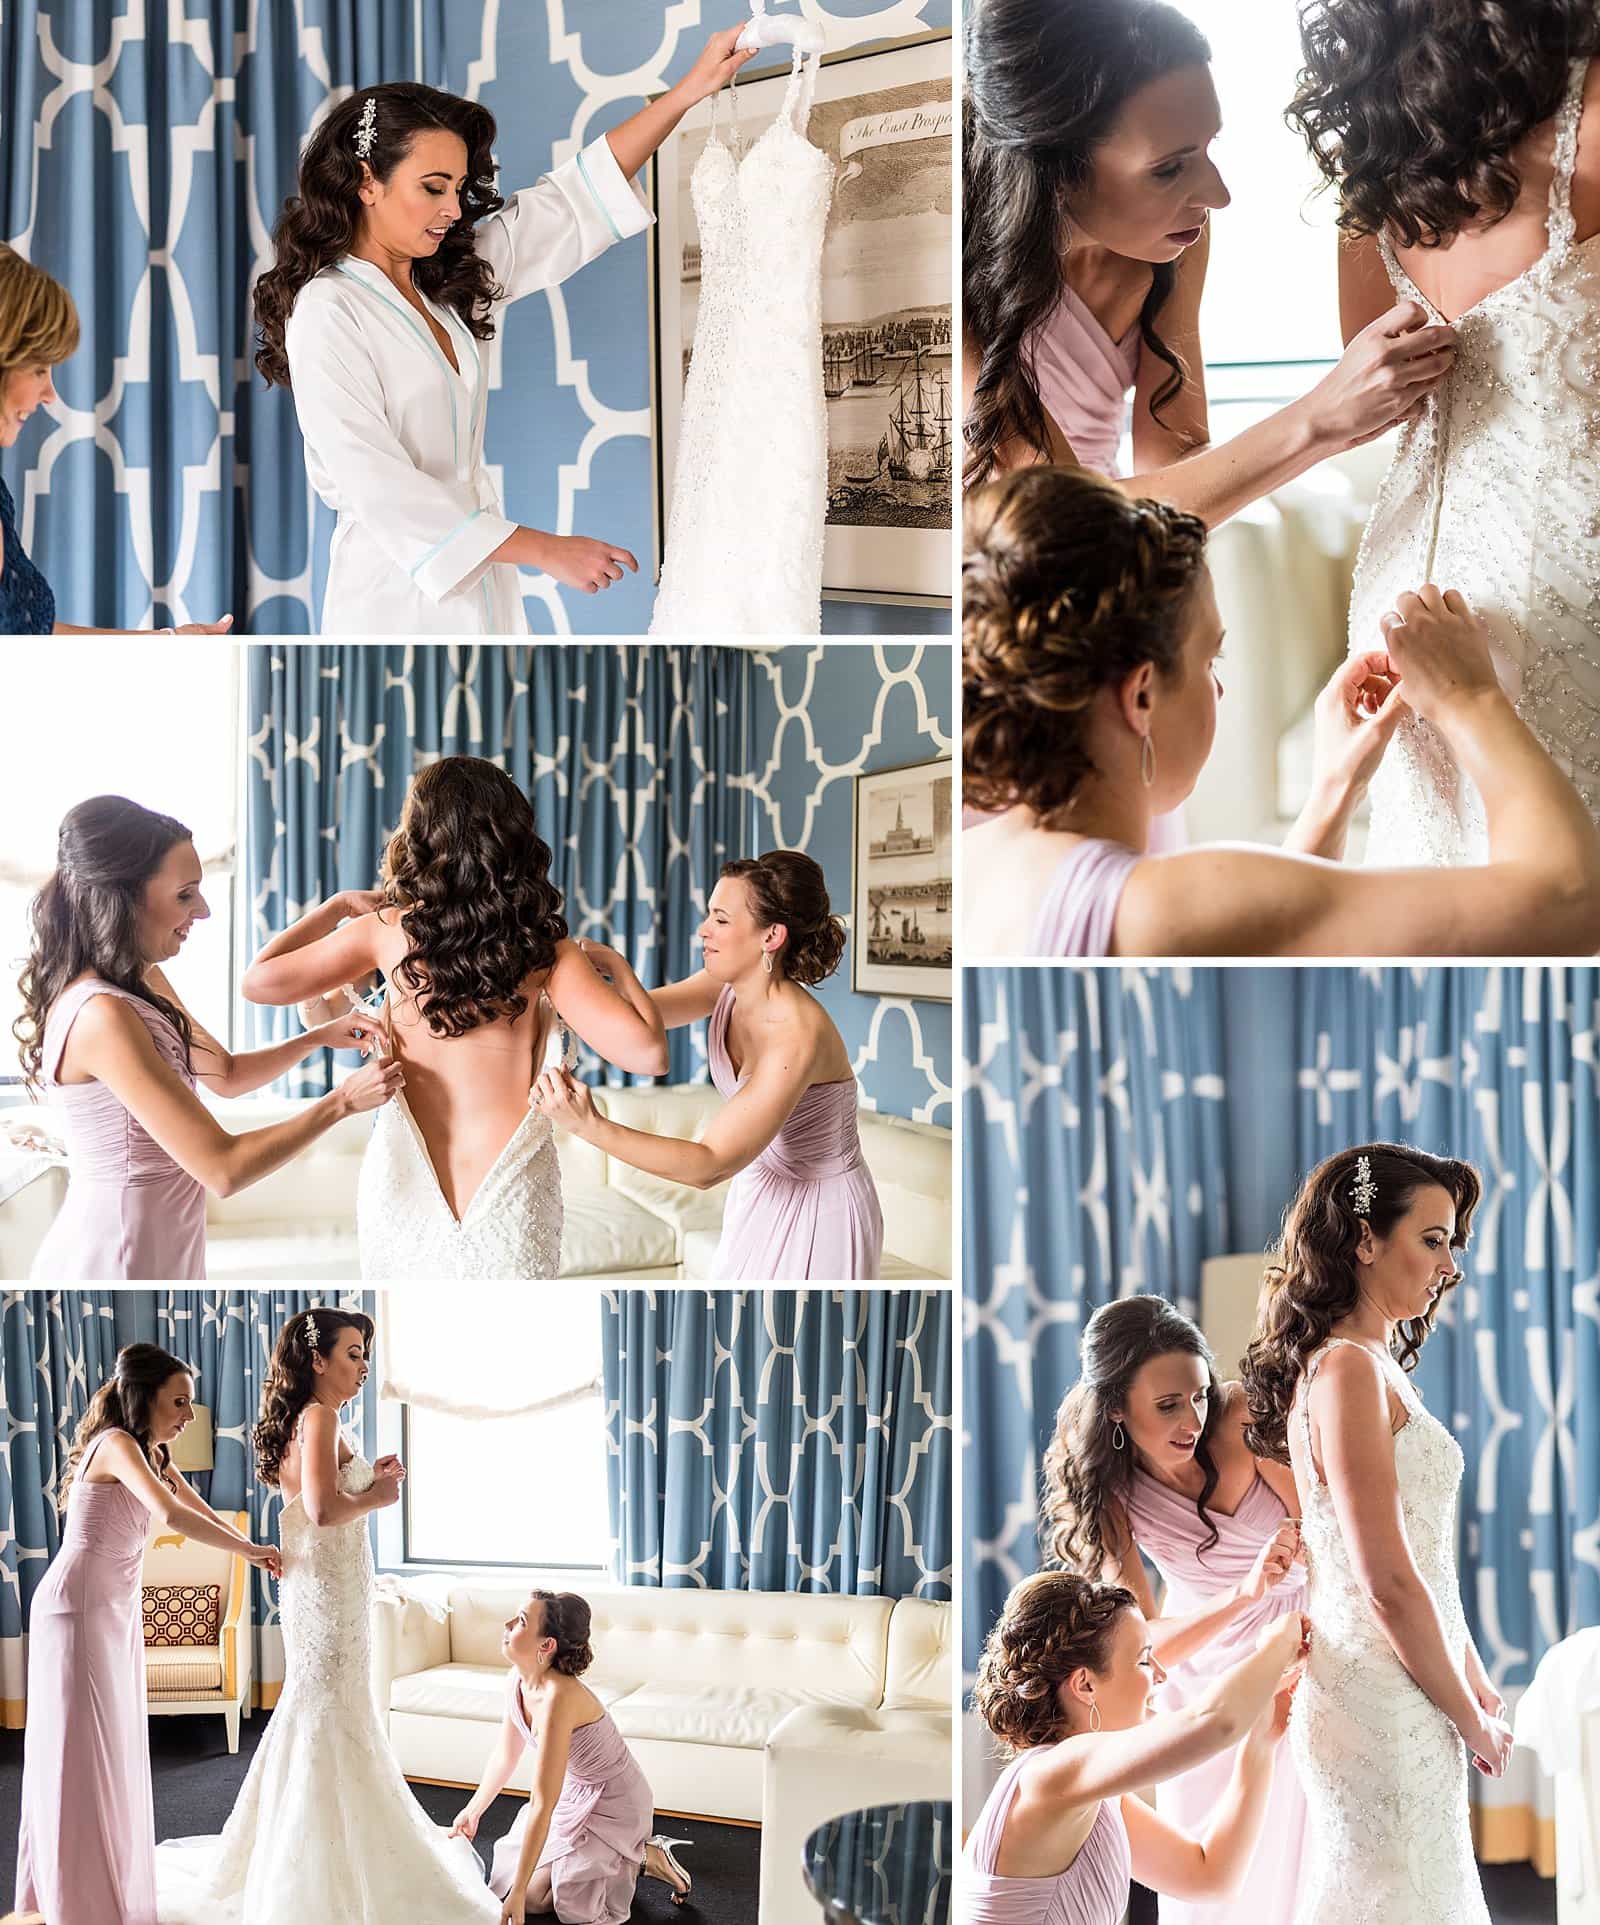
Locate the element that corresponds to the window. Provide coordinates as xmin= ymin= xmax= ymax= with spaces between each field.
xmin=0 ymin=641 xmax=241 ymax=1085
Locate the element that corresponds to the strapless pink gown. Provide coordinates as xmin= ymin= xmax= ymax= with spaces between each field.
xmin=30 ymin=977 xmax=207 ymax=1280
xmin=489 ymin=1682 xmax=653 ymax=1925
xmin=963 ymin=1753 xmax=1130 ymax=1924
xmin=16 ymin=1427 xmax=156 ymax=1925
xmin=1122 ymin=1467 xmax=1310 ymax=1925
xmin=708 ymin=986 xmax=882 ymax=1280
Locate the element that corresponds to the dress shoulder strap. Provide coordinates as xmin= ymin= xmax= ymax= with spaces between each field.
xmin=1546 ymin=57 xmax=1591 ymax=260
xmin=1297 ymin=1337 xmax=1376 ymax=1470
xmin=970 ymin=1753 xmax=1032 ymax=1873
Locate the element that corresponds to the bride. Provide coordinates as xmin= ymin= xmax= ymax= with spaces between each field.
xmin=242 ymin=756 xmax=669 ymax=1278
xmin=156 ymin=1309 xmax=496 ymax=1922
xmin=1292 ymin=0 xmax=1600 ymax=863
xmin=1240 ymin=1143 xmax=1513 ymax=1923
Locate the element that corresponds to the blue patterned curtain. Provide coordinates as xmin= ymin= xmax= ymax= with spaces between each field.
xmin=603 ymin=1290 xmax=951 ymax=1599
xmin=1 ymin=0 xmax=420 ymax=629
xmin=962 ymin=967 xmax=1231 ymax=1681
xmin=1290 ymin=967 xmax=1600 ymax=1680
xmin=244 ymin=643 xmax=750 ymax=1092
xmin=0 ymin=1288 xmax=376 ymax=1722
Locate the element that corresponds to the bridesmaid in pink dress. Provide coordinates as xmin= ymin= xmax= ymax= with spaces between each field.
xmin=15 ymin=1344 xmax=278 ymax=1925
xmin=964 ymin=1570 xmax=1306 ymax=1924
xmin=1040 ymin=1296 xmax=1309 ymax=1925
xmin=450 ymin=1590 xmax=688 ymax=1922
xmin=18 ymin=796 xmax=401 ymax=1279
xmin=535 ymin=851 xmax=884 ymax=1280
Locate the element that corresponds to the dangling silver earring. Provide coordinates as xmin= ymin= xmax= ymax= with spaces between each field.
xmin=1111 ymin=1422 xmax=1126 ymax=1451
xmin=1089 ymin=1702 xmax=1102 ymax=1733
xmin=1139 ymin=734 xmax=1156 ymax=788
xmin=762 ymin=952 xmax=773 ymax=976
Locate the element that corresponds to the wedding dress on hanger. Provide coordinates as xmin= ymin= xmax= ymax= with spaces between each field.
xmin=651 ymin=49 xmax=835 ymax=635
xmin=1349 ymin=56 xmax=1600 ymax=865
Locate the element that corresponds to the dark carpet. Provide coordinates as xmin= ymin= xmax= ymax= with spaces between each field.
xmin=0 ymin=1716 xmax=759 ymax=1922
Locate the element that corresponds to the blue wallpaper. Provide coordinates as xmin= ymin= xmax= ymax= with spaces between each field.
xmin=750 ymin=642 xmax=952 ymax=1125
xmin=1 ymin=0 xmax=950 ymax=633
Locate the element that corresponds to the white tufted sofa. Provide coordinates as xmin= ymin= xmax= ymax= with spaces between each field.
xmin=369 ymin=1581 xmax=952 ymax=1925
xmin=0 ymin=1084 xmax=950 ymax=1281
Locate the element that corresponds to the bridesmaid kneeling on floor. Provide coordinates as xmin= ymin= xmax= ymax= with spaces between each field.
xmin=534 ymin=852 xmax=884 ymax=1280
xmin=450 ymin=1590 xmax=691 ymax=1924
xmin=1042 ymin=1296 xmax=1310 ymax=1925
xmin=14 ymin=1344 xmax=279 ymax=1925
xmin=963 ymin=1574 xmax=1306 ymax=1924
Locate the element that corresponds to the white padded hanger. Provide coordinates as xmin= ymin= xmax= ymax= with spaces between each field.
xmin=737 ymin=0 xmax=825 ymax=55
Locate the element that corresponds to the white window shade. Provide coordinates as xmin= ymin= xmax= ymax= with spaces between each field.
xmin=378 ymin=1286 xmax=601 ymax=1418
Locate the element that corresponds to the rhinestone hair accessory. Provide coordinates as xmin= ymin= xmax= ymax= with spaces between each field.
xmin=304 ymin=1312 xmax=322 ymax=1351
xmin=1350 ymin=1155 xmax=1378 ymax=1218
xmin=353 ymin=96 xmax=378 ymax=162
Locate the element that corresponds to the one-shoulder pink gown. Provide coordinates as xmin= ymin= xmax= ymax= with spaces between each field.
xmin=30 ymin=977 xmax=207 ymax=1280
xmin=1121 ymin=1466 xmax=1310 ymax=1925
xmin=962 ymin=1750 xmax=1131 ymax=1924
xmin=707 ymin=986 xmax=883 ymax=1280
xmin=489 ymin=1680 xmax=654 ymax=1925
xmin=16 ymin=1428 xmax=156 ymax=1925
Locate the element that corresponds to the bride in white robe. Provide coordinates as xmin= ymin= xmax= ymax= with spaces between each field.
xmin=256 ymin=32 xmax=752 ymax=635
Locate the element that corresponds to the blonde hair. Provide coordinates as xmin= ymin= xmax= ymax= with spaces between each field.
xmin=0 ymin=245 xmax=79 ymax=382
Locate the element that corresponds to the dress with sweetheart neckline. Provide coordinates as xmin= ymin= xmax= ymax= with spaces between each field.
xmin=650 ymin=53 xmax=835 ymax=635
xmin=1351 ymin=57 xmax=1600 ymax=865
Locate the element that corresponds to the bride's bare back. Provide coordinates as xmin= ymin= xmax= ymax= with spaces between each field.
xmin=371 ymin=909 xmax=555 ymax=1221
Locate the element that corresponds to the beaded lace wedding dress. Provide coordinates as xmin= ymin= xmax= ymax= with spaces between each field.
xmin=355 ymin=989 xmax=571 ymax=1280
xmin=155 ymin=1437 xmax=496 ymax=1922
xmin=651 ymin=50 xmax=835 ymax=635
xmin=1350 ymin=57 xmax=1600 ymax=865
xmin=1290 ymin=1340 xmax=1490 ymax=1924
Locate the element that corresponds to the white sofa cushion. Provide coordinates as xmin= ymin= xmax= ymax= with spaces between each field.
xmin=612 ymin=1682 xmax=812 ymax=1749
xmin=559 ymin=1187 xmax=682 ymax=1275
xmin=885 ymin=1597 xmax=953 ymax=1711
xmin=391 ymin=1662 xmax=625 ymax=1722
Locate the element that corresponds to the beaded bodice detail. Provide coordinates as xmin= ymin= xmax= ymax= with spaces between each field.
xmin=1350 ymin=58 xmax=1600 ymax=865
xmin=277 ymin=1450 xmax=376 ymax=1711
xmin=1289 ymin=1340 xmax=1488 ymax=1923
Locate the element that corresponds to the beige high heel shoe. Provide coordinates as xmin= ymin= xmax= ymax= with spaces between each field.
xmin=644 ymin=1834 xmax=693 ymax=1905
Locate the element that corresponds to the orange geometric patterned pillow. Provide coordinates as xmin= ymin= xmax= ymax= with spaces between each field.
xmin=142 ymin=1583 xmax=222 ymax=1647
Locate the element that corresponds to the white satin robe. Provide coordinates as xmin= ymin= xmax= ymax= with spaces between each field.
xmin=283 ymin=134 xmax=652 ymax=634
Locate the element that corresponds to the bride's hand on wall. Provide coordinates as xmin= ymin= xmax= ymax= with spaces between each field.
xmin=675 ymin=26 xmax=759 ymax=107
xmin=1303 ymin=300 xmax=1458 ymax=451
xmin=337 ymin=1056 xmax=405 ymax=1116
xmin=1310 ymin=650 xmax=1409 ymax=803
xmin=1378 ymin=587 xmax=1500 ymax=723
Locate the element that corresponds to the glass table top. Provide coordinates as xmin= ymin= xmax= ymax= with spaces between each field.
xmin=801 ymin=1799 xmax=953 ymax=1925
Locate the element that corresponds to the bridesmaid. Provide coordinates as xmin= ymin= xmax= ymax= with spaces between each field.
xmin=533 ymin=852 xmax=884 ymax=1280
xmin=1040 ymin=1295 xmax=1309 ymax=1925
xmin=449 ymin=1589 xmax=688 ymax=1923
xmin=14 ymin=1343 xmax=279 ymax=1925
xmin=17 ymin=795 xmax=402 ymax=1279
xmin=964 ymin=1571 xmax=1306 ymax=1921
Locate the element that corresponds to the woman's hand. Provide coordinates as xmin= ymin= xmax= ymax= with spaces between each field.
xmin=448 ymin=1807 xmax=479 ymax=1841
xmin=533 ymin=1066 xmax=600 ymax=1135
xmin=1466 ymin=1708 xmax=1514 ymax=1778
xmin=162 ymin=615 xmax=235 ymax=633
xmin=1257 ymin=1610 xmax=1311 ymax=1672
xmin=337 ymin=1056 xmax=404 ymax=1116
xmin=248 ymin=1544 xmax=283 ymax=1581
xmin=500 ymin=1885 xmax=529 ymax=1925
xmin=1310 ymin=649 xmax=1409 ymax=802
xmin=673 ymin=26 xmax=759 ymax=106
xmin=1304 ymin=300 xmax=1458 ymax=451
xmin=578 ymin=938 xmax=624 ymax=983
xmin=338 ymin=888 xmax=386 ymax=920
xmin=317 ymin=1011 xmax=384 ymax=1058
xmin=370 ymin=1459 xmax=406 ymax=1510
xmin=1237 ymin=1519 xmax=1302 ymax=1605
xmin=536 ymin=533 xmax=639 ymax=595
xmin=1471 ymin=1674 xmax=1507 ymax=1726
xmin=371 ymin=1454 xmax=406 ymax=1483
xmin=1378 ymin=586 xmax=1501 ymax=724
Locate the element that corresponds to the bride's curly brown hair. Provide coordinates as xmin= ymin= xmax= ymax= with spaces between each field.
xmin=381 ymin=756 xmax=568 ymax=1039
xmin=964 ymin=466 xmax=1207 ymax=825
xmin=253 ymin=1308 xmax=374 ymax=1488
xmin=1241 ymin=1142 xmax=1480 ymax=1462
xmin=1289 ymin=0 xmax=1600 ymax=249
xmin=254 ymin=83 xmax=506 ymax=389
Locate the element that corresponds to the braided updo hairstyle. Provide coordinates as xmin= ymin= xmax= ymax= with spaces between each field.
xmin=720 ymin=852 xmax=847 ymax=985
xmin=973 ymin=1570 xmax=1137 ymax=1753
xmin=1241 ymin=1142 xmax=1480 ymax=1462
xmin=530 ymin=1589 xmax=595 ymax=1676
xmin=964 ymin=467 xmax=1209 ymax=826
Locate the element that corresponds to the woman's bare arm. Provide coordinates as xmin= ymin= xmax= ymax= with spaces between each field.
xmin=543 ymin=940 xmax=669 ymax=1076
xmin=148 ymin=965 xmax=377 ymax=1099
xmin=297 ymin=1404 xmax=396 ymax=1528
xmin=503 ymin=1693 xmax=578 ymax=1909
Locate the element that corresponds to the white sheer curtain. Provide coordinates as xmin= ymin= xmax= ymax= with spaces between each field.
xmin=378 ymin=1286 xmax=600 ymax=1418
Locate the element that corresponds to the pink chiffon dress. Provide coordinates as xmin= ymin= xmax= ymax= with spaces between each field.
xmin=962 ymin=1752 xmax=1131 ymax=1924
xmin=707 ymin=986 xmax=883 ymax=1280
xmin=489 ymin=1680 xmax=653 ymax=1925
xmin=1026 ymin=840 xmax=1144 ymax=957
xmin=1121 ymin=1466 xmax=1310 ymax=1925
xmin=30 ymin=977 xmax=207 ymax=1280
xmin=15 ymin=1427 xmax=156 ymax=1925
